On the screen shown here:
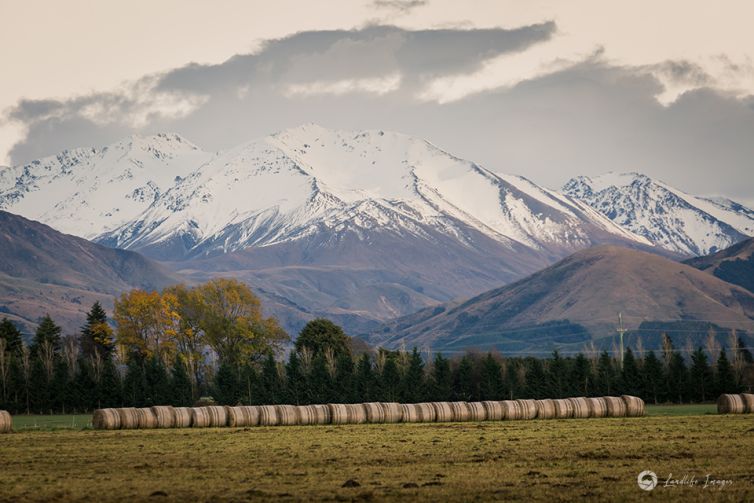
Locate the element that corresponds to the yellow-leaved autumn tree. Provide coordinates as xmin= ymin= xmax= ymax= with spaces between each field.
xmin=114 ymin=289 xmax=179 ymax=362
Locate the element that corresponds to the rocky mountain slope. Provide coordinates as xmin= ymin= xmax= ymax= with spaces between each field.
xmin=563 ymin=172 xmax=754 ymax=256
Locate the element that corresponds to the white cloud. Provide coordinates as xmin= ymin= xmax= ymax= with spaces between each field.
xmin=285 ymin=74 xmax=403 ymax=97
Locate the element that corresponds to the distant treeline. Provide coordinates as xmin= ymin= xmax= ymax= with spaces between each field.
xmin=1 ymin=282 xmax=753 ymax=414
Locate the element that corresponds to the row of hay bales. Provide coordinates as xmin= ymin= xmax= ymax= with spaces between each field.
xmin=93 ymin=395 xmax=644 ymax=430
xmin=717 ymin=393 xmax=754 ymax=414
xmin=0 ymin=410 xmax=11 ymax=433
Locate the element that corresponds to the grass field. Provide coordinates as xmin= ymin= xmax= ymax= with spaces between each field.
xmin=1 ymin=413 xmax=753 ymax=501
xmin=11 ymin=414 xmax=92 ymax=430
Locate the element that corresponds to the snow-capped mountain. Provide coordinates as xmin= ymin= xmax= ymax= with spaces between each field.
xmin=94 ymin=124 xmax=648 ymax=259
xmin=563 ymin=172 xmax=754 ymax=256
xmin=0 ymin=133 xmax=212 ymax=239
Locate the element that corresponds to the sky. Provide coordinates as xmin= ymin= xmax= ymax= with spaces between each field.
xmin=1 ymin=0 xmax=753 ymax=203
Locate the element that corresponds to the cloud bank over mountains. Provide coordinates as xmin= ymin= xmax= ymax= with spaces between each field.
xmin=5 ymin=21 xmax=754 ymax=204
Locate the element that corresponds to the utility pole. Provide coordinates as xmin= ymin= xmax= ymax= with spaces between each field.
xmin=617 ymin=312 xmax=627 ymax=369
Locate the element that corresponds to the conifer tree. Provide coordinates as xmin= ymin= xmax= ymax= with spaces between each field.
xmin=430 ymin=353 xmax=453 ymax=401
xmin=123 ymin=355 xmax=147 ymax=407
xmin=379 ymin=356 xmax=401 ymax=402
xmin=689 ymin=347 xmax=712 ymax=402
xmin=259 ymin=353 xmax=284 ymax=404
xmin=240 ymin=362 xmax=259 ymax=405
xmin=453 ymin=355 xmax=477 ymax=400
xmin=399 ymin=348 xmax=425 ymax=403
xmin=214 ymin=361 xmax=239 ymax=405
xmin=51 ymin=357 xmax=72 ymax=413
xmin=595 ymin=351 xmax=616 ymax=395
xmin=97 ymin=356 xmax=122 ymax=408
xmin=547 ymin=351 xmax=568 ymax=398
xmin=80 ymin=302 xmax=114 ymax=359
xmin=0 ymin=317 xmax=23 ymax=355
xmin=641 ymin=351 xmax=664 ymax=404
xmin=74 ymin=358 xmax=97 ymax=411
xmin=29 ymin=357 xmax=50 ymax=413
xmin=171 ymin=357 xmax=194 ymax=406
xmin=334 ymin=351 xmax=356 ymax=403
xmin=295 ymin=319 xmax=350 ymax=358
xmin=523 ymin=357 xmax=547 ymax=399
xmin=620 ymin=348 xmax=641 ymax=396
xmin=715 ymin=349 xmax=737 ymax=395
xmin=31 ymin=315 xmax=62 ymax=357
xmin=285 ymin=351 xmax=306 ymax=404
xmin=354 ymin=353 xmax=375 ymax=402
xmin=569 ymin=353 xmax=593 ymax=397
xmin=479 ymin=353 xmax=504 ymax=400
xmin=667 ymin=352 xmax=689 ymax=403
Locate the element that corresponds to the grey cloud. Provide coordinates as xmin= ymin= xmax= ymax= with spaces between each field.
xmin=5 ymin=24 xmax=754 ymax=206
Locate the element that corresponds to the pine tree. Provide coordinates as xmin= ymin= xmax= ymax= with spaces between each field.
xmin=80 ymin=302 xmax=114 ymax=359
xmin=453 ymin=355 xmax=477 ymax=400
xmin=641 ymin=351 xmax=664 ymax=404
xmin=429 ymin=353 xmax=453 ymax=401
xmin=29 ymin=356 xmax=50 ymax=414
xmin=620 ymin=348 xmax=641 ymax=396
xmin=214 ymin=361 xmax=239 ymax=405
xmin=285 ymin=351 xmax=306 ymax=404
xmin=399 ymin=348 xmax=425 ymax=403
xmin=547 ymin=351 xmax=568 ymax=398
xmin=354 ymin=353 xmax=375 ymax=402
xmin=259 ymin=353 xmax=284 ymax=404
xmin=524 ymin=357 xmax=547 ymax=399
xmin=240 ymin=362 xmax=259 ymax=405
xmin=569 ymin=353 xmax=593 ymax=397
xmin=31 ymin=315 xmax=62 ymax=357
xmin=715 ymin=349 xmax=737 ymax=395
xmin=123 ymin=355 xmax=147 ymax=407
xmin=595 ymin=351 xmax=616 ymax=396
xmin=0 ymin=317 xmax=23 ymax=355
xmin=51 ymin=357 xmax=72 ymax=413
xmin=689 ymin=347 xmax=712 ymax=402
xmin=97 ymin=357 xmax=122 ymax=408
xmin=379 ymin=356 xmax=401 ymax=402
xmin=479 ymin=353 xmax=504 ymax=400
xmin=74 ymin=359 xmax=97 ymax=411
xmin=667 ymin=352 xmax=689 ymax=403
xmin=334 ymin=351 xmax=355 ymax=403
xmin=171 ymin=357 xmax=194 ymax=406
xmin=505 ymin=359 xmax=521 ymax=399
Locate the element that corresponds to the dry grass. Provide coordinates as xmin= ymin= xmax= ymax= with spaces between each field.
xmin=0 ymin=415 xmax=752 ymax=501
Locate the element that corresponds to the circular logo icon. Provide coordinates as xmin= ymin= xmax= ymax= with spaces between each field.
xmin=638 ymin=470 xmax=658 ymax=491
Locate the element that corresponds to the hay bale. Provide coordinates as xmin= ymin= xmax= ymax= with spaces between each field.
xmin=481 ymin=401 xmax=505 ymax=421
xmin=516 ymin=399 xmax=538 ymax=420
xmin=151 ymin=406 xmax=176 ymax=428
xmin=363 ymin=402 xmax=386 ymax=423
xmin=450 ymin=402 xmax=472 ymax=422
xmin=328 ymin=404 xmax=349 ymax=424
xmin=431 ymin=402 xmax=453 ymax=422
xmin=0 ymin=410 xmax=11 ymax=433
xmin=587 ymin=397 xmax=608 ymax=418
xmin=603 ymin=396 xmax=627 ymax=417
xmin=206 ymin=405 xmax=229 ymax=427
xmin=276 ymin=405 xmax=300 ymax=426
xmin=467 ymin=402 xmax=487 ymax=421
xmin=227 ymin=406 xmax=260 ymax=427
xmin=296 ymin=405 xmax=316 ymax=425
xmin=173 ymin=407 xmax=193 ymax=428
xmin=502 ymin=400 xmax=523 ymax=420
xmin=400 ymin=403 xmax=436 ymax=423
xmin=259 ymin=405 xmax=279 ymax=426
xmin=137 ymin=408 xmax=158 ymax=429
xmin=717 ymin=394 xmax=745 ymax=414
xmin=117 ymin=408 xmax=140 ymax=429
xmin=191 ymin=407 xmax=211 ymax=427
xmin=349 ymin=403 xmax=368 ymax=424
xmin=622 ymin=395 xmax=646 ymax=417
xmin=92 ymin=408 xmax=120 ymax=430
xmin=552 ymin=399 xmax=573 ymax=419
xmin=309 ymin=404 xmax=331 ymax=424
xmin=328 ymin=403 xmax=368 ymax=424
xmin=741 ymin=393 xmax=754 ymax=413
xmin=381 ymin=402 xmax=402 ymax=423
xmin=535 ymin=399 xmax=557 ymax=420
xmin=568 ymin=397 xmax=590 ymax=418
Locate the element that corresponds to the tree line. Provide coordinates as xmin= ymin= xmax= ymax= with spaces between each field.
xmin=0 ymin=283 xmax=752 ymax=414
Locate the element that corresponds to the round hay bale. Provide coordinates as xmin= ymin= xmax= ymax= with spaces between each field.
xmin=348 ymin=403 xmax=368 ymax=424
xmin=363 ymin=402 xmax=386 ymax=423
xmin=137 ymin=408 xmax=158 ymax=429
xmin=276 ymin=405 xmax=300 ymax=426
xmin=191 ymin=407 xmax=211 ymax=427
xmin=117 ymin=408 xmax=140 ymax=429
xmin=227 ymin=406 xmax=260 ymax=427
xmin=400 ymin=403 xmax=436 ymax=423
xmin=309 ymin=404 xmax=331 ymax=424
xmin=431 ymin=402 xmax=453 ymax=422
xmin=741 ymin=393 xmax=754 ymax=414
xmin=552 ymin=399 xmax=573 ymax=419
xmin=296 ymin=405 xmax=317 ymax=425
xmin=92 ymin=408 xmax=121 ymax=430
xmin=502 ymin=400 xmax=523 ymax=420
xmin=516 ymin=399 xmax=538 ymax=420
xmin=0 ymin=410 xmax=11 ymax=433
xmin=587 ymin=397 xmax=608 ymax=418
xmin=258 ymin=405 xmax=279 ymax=426
xmin=603 ymin=396 xmax=627 ymax=417
xmin=535 ymin=399 xmax=557 ymax=420
xmin=568 ymin=397 xmax=590 ymax=418
xmin=467 ymin=402 xmax=487 ymax=421
xmin=621 ymin=395 xmax=646 ymax=417
xmin=481 ymin=401 xmax=505 ymax=421
xmin=717 ymin=394 xmax=745 ymax=414
xmin=173 ymin=407 xmax=193 ymax=428
xmin=381 ymin=402 xmax=402 ymax=423
xmin=450 ymin=401 xmax=472 ymax=422
xmin=328 ymin=404 xmax=350 ymax=425
xmin=204 ymin=405 xmax=228 ymax=427
xmin=151 ymin=406 xmax=176 ymax=428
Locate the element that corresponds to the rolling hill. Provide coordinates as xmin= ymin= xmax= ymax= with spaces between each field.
xmin=685 ymin=237 xmax=754 ymax=294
